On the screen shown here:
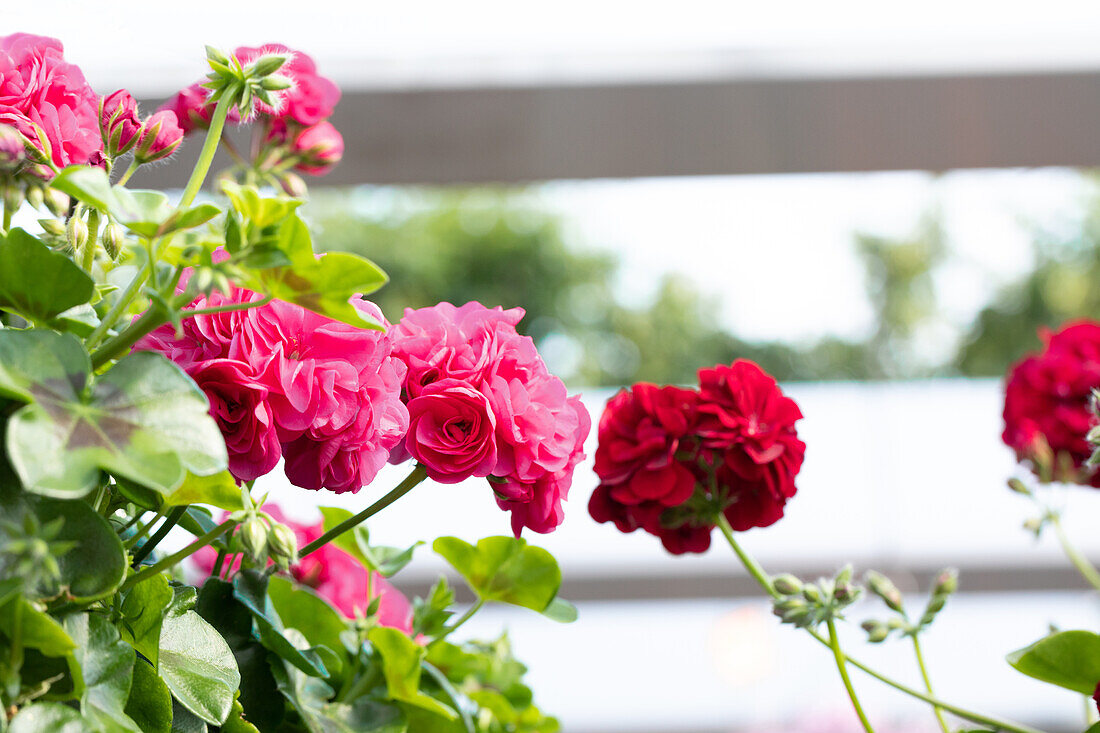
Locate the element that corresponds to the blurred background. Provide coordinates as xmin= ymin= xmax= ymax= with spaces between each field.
xmin=12 ymin=1 xmax=1100 ymax=729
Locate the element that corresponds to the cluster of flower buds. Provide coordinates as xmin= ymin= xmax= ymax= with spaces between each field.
xmin=228 ymin=491 xmax=299 ymax=571
xmin=860 ymin=568 xmax=958 ymax=643
xmin=99 ymin=91 xmax=184 ymax=166
xmin=0 ymin=513 xmax=76 ymax=598
xmin=771 ymin=565 xmax=862 ymax=629
xmin=203 ymin=46 xmax=292 ymax=123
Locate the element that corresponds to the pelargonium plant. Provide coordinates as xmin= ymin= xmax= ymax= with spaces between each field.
xmin=0 ymin=34 xmax=587 ymax=732
xmin=590 ymin=346 xmax=1100 ymax=733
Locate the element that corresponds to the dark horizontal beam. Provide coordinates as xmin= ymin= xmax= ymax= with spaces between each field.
xmin=136 ymin=70 xmax=1100 ymax=187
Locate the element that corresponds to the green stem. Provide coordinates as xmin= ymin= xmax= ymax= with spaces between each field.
xmin=827 ymin=619 xmax=875 ymax=732
xmin=124 ymin=507 xmax=166 ymax=549
xmin=1050 ymin=513 xmax=1100 ymax=593
xmin=716 ymin=518 xmax=1047 ymax=733
xmin=130 ymin=506 xmax=187 ymax=566
xmin=182 ymin=293 xmax=273 ymax=318
xmin=212 ymin=548 xmax=227 ymax=579
xmin=82 ymin=209 xmax=100 ymax=272
xmin=299 ymin=465 xmax=428 ymax=558
xmin=115 ymin=159 xmax=140 ymax=186
xmin=121 ymin=519 xmax=235 ymax=592
xmin=912 ymin=635 xmax=951 ymax=733
xmin=432 ymin=599 xmax=484 ymax=646
xmin=90 ymin=295 xmax=178 ymax=369
xmin=9 ymin=596 xmax=23 ymax=672
xmin=179 ymin=94 xmax=234 ymax=209
xmin=85 ymin=265 xmax=150 ymax=349
xmin=2 ymin=199 xmax=12 ymax=233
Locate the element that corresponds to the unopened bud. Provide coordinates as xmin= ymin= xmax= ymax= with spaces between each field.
xmin=919 ymin=595 xmax=947 ymax=627
xmin=861 ymin=619 xmax=890 ymax=643
xmin=101 ymin=221 xmax=124 ymax=259
xmin=248 ymin=54 xmax=289 ymax=78
xmin=773 ymin=597 xmax=810 ymax=626
xmin=1087 ymin=425 xmax=1100 ymax=445
xmin=268 ymin=522 xmax=298 ymax=568
xmin=866 ymin=571 xmax=904 ymax=613
xmin=38 ymin=219 xmax=65 ymax=238
xmin=931 ymin=568 xmax=958 ymax=597
xmin=2 ymin=186 xmax=23 ymax=216
xmin=135 ymin=111 xmax=184 ymax=163
xmin=276 ymin=172 xmax=308 ymax=199
xmin=66 ymin=214 xmax=88 ymax=251
xmin=0 ymin=125 xmax=26 ymax=172
xmin=260 ymin=74 xmax=293 ymax=92
xmin=833 ymin=582 xmax=860 ymax=604
xmin=772 ymin=574 xmax=803 ymax=596
xmin=801 ymin=584 xmax=823 ymax=604
xmin=835 ymin=564 xmax=853 ymax=586
xmin=239 ymin=515 xmax=269 ymax=562
xmin=1023 ymin=517 xmax=1044 ymax=535
xmin=1007 ymin=478 xmax=1031 ymax=495
xmin=25 ymin=186 xmax=43 ymax=210
xmin=43 ymin=188 xmax=69 ymax=218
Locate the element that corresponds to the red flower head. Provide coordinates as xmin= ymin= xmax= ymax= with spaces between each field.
xmin=0 ymin=33 xmax=101 ymax=169
xmin=589 ymin=360 xmax=805 ymax=555
xmin=1003 ymin=321 xmax=1100 ymax=486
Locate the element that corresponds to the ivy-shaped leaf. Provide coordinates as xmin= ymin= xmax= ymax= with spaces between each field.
xmin=124 ymin=658 xmax=172 ymax=733
xmin=64 ymin=613 xmax=142 ymax=733
xmin=368 ymin=627 xmax=457 ymax=720
xmin=0 ymin=228 xmax=94 ymax=322
xmin=0 ymin=596 xmax=75 ymax=657
xmin=319 ymin=507 xmax=421 ymax=577
xmin=8 ymin=702 xmax=89 ymax=732
xmin=1007 ymin=630 xmax=1100 ymax=695
xmin=432 ymin=537 xmax=562 ymax=614
xmin=159 ymin=587 xmax=241 ymax=725
xmin=0 ymin=330 xmax=227 ymax=498
xmin=162 ymin=471 xmax=245 ymax=511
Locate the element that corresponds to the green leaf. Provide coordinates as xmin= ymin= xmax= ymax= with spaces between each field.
xmin=52 ymin=167 xmax=221 ymax=238
xmin=169 ymin=699 xmax=208 ymax=733
xmin=413 ymin=578 xmax=455 ymax=638
xmin=221 ymin=181 xmax=303 ymax=229
xmin=231 ymin=570 xmax=330 ymax=678
xmin=8 ymin=702 xmax=89 ymax=732
xmin=368 ymin=627 xmax=457 ymax=720
xmin=253 ymin=251 xmax=387 ymax=331
xmin=64 ymin=613 xmax=142 ymax=733
xmin=0 ymin=228 xmax=94 ymax=322
xmin=159 ymin=587 xmax=240 ymax=725
xmin=124 ymin=658 xmax=172 ymax=733
xmin=1007 ymin=630 xmax=1100 ymax=694
xmin=318 ymin=507 xmax=421 ymax=577
xmin=26 ymin=496 xmax=127 ymax=602
xmin=540 ymin=598 xmax=577 ymax=624
xmin=119 ymin=573 xmax=172 ymax=666
xmin=0 ymin=331 xmax=227 ymax=498
xmin=0 ymin=597 xmax=74 ymax=657
xmin=163 ymin=471 xmax=244 ymax=511
xmin=432 ymin=537 xmax=561 ymax=613
xmin=219 ymin=695 xmax=261 ymax=733
xmin=266 ymin=575 xmax=347 ymax=665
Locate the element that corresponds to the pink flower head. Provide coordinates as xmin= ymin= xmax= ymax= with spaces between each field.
xmin=0 ymin=33 xmax=101 ymax=169
xmin=405 ymin=379 xmax=499 ymax=483
xmin=192 ymin=506 xmax=413 ymax=629
xmin=234 ymin=44 xmax=340 ymax=125
xmin=293 ymin=121 xmax=343 ymax=176
xmin=99 ymin=89 xmax=141 ymax=157
xmin=159 ymin=82 xmax=215 ymax=135
xmin=135 ymin=110 xmax=183 ymax=163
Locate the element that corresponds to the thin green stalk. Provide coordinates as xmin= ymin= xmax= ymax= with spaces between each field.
xmin=8 ymin=597 xmax=22 ymax=671
xmin=182 ymin=293 xmax=273 ymax=318
xmin=116 ymin=513 xmax=143 ymax=534
xmin=212 ymin=548 xmax=227 ymax=578
xmin=81 ymin=209 xmax=100 ymax=272
xmin=90 ymin=294 xmax=180 ymax=369
xmin=114 ymin=159 xmax=140 ymax=186
xmin=432 ymin=599 xmax=484 ymax=647
xmin=912 ymin=635 xmax=950 ymax=733
xmin=828 ymin=619 xmax=875 ymax=732
xmin=130 ymin=506 xmax=187 ymax=566
xmin=300 ymin=464 xmax=428 ymax=558
xmin=716 ymin=518 xmax=1047 ymax=733
xmin=121 ymin=518 xmax=235 ymax=592
xmin=1050 ymin=513 xmax=1100 ymax=593
xmin=85 ymin=265 xmax=150 ymax=348
xmin=124 ymin=506 xmax=166 ymax=549
xmin=2 ymin=199 xmax=12 ymax=233
xmin=179 ymin=94 xmax=234 ymax=209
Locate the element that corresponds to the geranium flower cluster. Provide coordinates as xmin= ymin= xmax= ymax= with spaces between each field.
xmin=1003 ymin=320 xmax=1100 ymax=486
xmin=589 ymin=359 xmax=805 ymax=554
xmin=135 ymin=287 xmax=408 ymax=494
xmin=193 ymin=505 xmax=413 ymax=629
xmin=387 ymin=302 xmax=591 ymax=535
xmin=161 ymin=44 xmax=344 ymax=179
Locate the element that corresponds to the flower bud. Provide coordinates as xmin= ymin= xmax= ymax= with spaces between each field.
xmin=292 ymin=122 xmax=343 ymax=176
xmin=25 ymin=186 xmax=43 ymax=210
xmin=833 ymin=582 xmax=860 ymax=604
xmin=135 ymin=111 xmax=184 ymax=163
xmin=866 ymin=571 xmax=904 ymax=613
xmin=931 ymin=568 xmax=958 ymax=597
xmin=38 ymin=219 xmax=65 ymax=238
xmin=247 ymin=53 xmax=290 ymax=79
xmin=919 ymin=594 xmax=947 ymax=627
xmin=99 ymin=90 xmax=142 ymax=157
xmin=101 ymin=221 xmax=124 ymax=260
xmin=773 ymin=597 xmax=810 ymax=626
xmin=1006 ymin=477 xmax=1031 ymax=495
xmin=2 ymin=186 xmax=23 ymax=217
xmin=43 ymin=189 xmax=69 ymax=218
xmin=260 ymin=74 xmax=293 ymax=92
xmin=861 ymin=619 xmax=890 ymax=643
xmin=268 ymin=522 xmax=298 ymax=568
xmin=1023 ymin=516 xmax=1044 ymax=535
xmin=772 ymin=574 xmax=803 ymax=596
xmin=275 ymin=171 xmax=308 ymax=198
xmin=801 ymin=584 xmax=823 ymax=604
xmin=0 ymin=124 xmax=26 ymax=172
xmin=238 ymin=515 xmax=269 ymax=563
xmin=66 ymin=214 xmax=88 ymax=252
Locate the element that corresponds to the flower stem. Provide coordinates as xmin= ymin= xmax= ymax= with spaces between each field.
xmin=179 ymin=93 xmax=234 ymax=209
xmin=1050 ymin=513 xmax=1100 ymax=593
xmin=124 ymin=506 xmax=166 ymax=549
xmin=115 ymin=159 xmax=140 ymax=187
xmin=2 ymin=199 xmax=12 ymax=234
xmin=716 ymin=520 xmax=1048 ymax=733
xmin=299 ymin=464 xmax=428 ymax=558
xmin=433 ymin=599 xmax=485 ymax=646
xmin=82 ymin=209 xmax=100 ymax=272
xmin=827 ymin=619 xmax=875 ymax=732
xmin=912 ymin=635 xmax=951 ymax=733
xmin=181 ymin=294 xmax=273 ymax=318
xmin=121 ymin=518 xmax=235 ymax=592
xmin=85 ymin=264 xmax=151 ymax=349
xmin=130 ymin=506 xmax=187 ymax=566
